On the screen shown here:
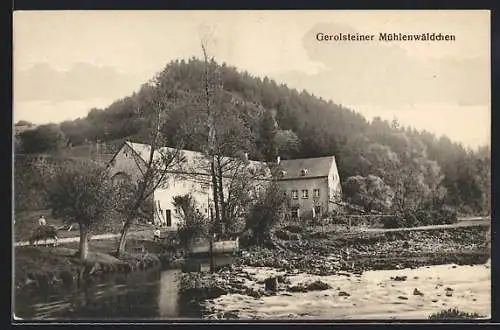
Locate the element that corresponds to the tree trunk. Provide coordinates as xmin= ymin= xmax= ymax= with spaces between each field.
xmin=209 ymin=237 xmax=215 ymax=273
xmin=79 ymin=225 xmax=90 ymax=263
xmin=210 ymin=158 xmax=221 ymax=235
xmin=116 ymin=221 xmax=131 ymax=256
xmin=217 ymin=158 xmax=226 ymax=235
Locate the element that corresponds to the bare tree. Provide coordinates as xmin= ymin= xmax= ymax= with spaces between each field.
xmin=114 ymin=81 xmax=186 ymax=256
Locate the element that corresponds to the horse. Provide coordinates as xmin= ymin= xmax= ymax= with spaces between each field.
xmin=29 ymin=225 xmax=59 ymax=247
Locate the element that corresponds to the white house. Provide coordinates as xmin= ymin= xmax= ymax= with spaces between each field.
xmin=107 ymin=141 xmax=271 ymax=231
xmin=107 ymin=141 xmax=342 ymax=230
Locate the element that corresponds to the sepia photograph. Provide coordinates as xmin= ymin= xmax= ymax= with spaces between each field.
xmin=12 ymin=10 xmax=491 ymax=321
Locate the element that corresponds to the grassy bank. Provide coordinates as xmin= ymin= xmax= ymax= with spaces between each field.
xmin=14 ymin=237 xmax=179 ymax=291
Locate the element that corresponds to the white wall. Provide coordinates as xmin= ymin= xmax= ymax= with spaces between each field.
xmin=153 ymin=175 xmax=212 ymax=231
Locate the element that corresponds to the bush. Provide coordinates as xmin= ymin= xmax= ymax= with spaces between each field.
xmin=428 ymin=308 xmax=485 ymax=320
xmin=382 ymin=215 xmax=402 ymax=229
xmin=29 ymin=225 xmax=58 ymax=244
xmin=382 ymin=206 xmax=458 ymax=229
xmin=238 ymin=230 xmax=257 ymax=248
xmin=328 ymin=215 xmax=351 ymax=226
xmin=283 ymin=224 xmax=303 ymax=233
xmin=433 ymin=206 xmax=458 ymax=225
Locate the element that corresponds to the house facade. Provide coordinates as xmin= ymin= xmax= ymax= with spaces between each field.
xmin=107 ymin=141 xmax=271 ymax=231
xmin=277 ymin=156 xmax=342 ymax=220
xmin=107 ymin=141 xmax=342 ymax=230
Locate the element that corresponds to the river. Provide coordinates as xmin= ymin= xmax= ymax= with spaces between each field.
xmin=14 ymin=259 xmax=491 ymax=321
xmin=14 ymin=268 xmax=201 ymax=320
xmin=14 ymin=254 xmax=235 ymax=321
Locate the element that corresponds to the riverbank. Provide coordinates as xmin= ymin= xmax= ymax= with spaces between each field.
xmin=14 ymin=237 xmax=183 ymax=291
xmin=180 ymin=225 xmax=490 ymax=320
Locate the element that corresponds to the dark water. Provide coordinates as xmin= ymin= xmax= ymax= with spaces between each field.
xmin=14 ymin=255 xmax=234 ymax=321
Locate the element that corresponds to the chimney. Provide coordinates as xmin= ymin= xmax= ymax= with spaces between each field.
xmin=244 ymin=152 xmax=249 ymax=161
xmin=277 ymin=155 xmax=281 ymax=165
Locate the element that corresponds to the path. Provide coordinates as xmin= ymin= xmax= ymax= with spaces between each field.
xmin=364 ymin=217 xmax=490 ymax=233
xmin=14 ymin=230 xmax=151 ymax=247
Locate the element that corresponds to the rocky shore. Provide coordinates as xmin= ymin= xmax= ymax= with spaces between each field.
xmin=179 ymin=225 xmax=490 ymax=319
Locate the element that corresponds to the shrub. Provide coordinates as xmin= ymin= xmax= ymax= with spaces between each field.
xmin=428 ymin=308 xmax=485 ymax=320
xmin=382 ymin=215 xmax=402 ymax=229
xmin=173 ymin=194 xmax=209 ymax=249
xmin=29 ymin=225 xmax=58 ymax=245
xmin=283 ymin=224 xmax=303 ymax=234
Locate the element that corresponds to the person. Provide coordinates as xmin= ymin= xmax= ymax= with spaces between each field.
xmin=38 ymin=215 xmax=46 ymax=226
xmin=153 ymin=228 xmax=161 ymax=242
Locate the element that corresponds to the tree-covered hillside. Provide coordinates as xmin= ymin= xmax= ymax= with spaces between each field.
xmin=15 ymin=58 xmax=491 ymax=216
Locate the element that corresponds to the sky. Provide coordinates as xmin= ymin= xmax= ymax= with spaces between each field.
xmin=13 ymin=10 xmax=490 ymax=149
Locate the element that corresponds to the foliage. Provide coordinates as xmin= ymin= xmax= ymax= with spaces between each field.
xmin=428 ymin=308 xmax=485 ymax=320
xmin=29 ymin=225 xmax=58 ymax=245
xmin=21 ymin=58 xmax=490 ymax=217
xmin=14 ymin=156 xmax=56 ymax=212
xmin=46 ymin=160 xmax=115 ymax=261
xmin=342 ymin=175 xmax=394 ymax=213
xmin=381 ymin=206 xmax=458 ymax=229
xmin=47 ymin=161 xmax=114 ymax=229
xmin=244 ymin=181 xmax=290 ymax=246
xmin=18 ymin=124 xmax=68 ymax=154
xmin=173 ymin=194 xmax=209 ymax=248
xmin=15 ymin=120 xmax=34 ymax=126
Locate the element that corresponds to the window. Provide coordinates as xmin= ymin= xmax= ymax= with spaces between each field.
xmin=165 ymin=210 xmax=172 ymax=227
xmin=313 ymin=189 xmax=320 ymax=198
xmin=302 ymin=189 xmax=309 ymax=199
xmin=291 ymin=190 xmax=298 ymax=199
xmin=291 ymin=208 xmax=299 ymax=219
xmin=300 ymin=169 xmax=308 ymax=176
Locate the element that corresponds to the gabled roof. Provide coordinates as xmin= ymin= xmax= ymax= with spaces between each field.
xmin=124 ymin=141 xmax=271 ymax=178
xmin=112 ymin=141 xmax=337 ymax=181
xmin=125 ymin=141 xmax=206 ymax=173
xmin=278 ymin=156 xmax=336 ymax=179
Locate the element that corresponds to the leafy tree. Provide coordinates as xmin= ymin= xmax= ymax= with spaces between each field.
xmin=342 ymin=175 xmax=394 ymax=214
xmin=275 ymin=129 xmax=300 ymax=159
xmin=39 ymin=58 xmax=490 ymax=218
xmin=243 ymin=181 xmax=290 ymax=246
xmin=18 ymin=124 xmax=68 ymax=154
xmin=173 ymin=194 xmax=209 ymax=248
xmin=46 ymin=160 xmax=114 ymax=262
xmin=15 ymin=120 xmax=34 ymax=126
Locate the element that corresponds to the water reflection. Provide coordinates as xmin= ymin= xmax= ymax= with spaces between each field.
xmin=158 ymin=269 xmax=180 ymax=318
xmin=16 ymin=269 xmax=166 ymax=320
xmin=14 ymin=254 xmax=235 ymax=321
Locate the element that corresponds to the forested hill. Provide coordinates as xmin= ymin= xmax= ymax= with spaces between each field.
xmin=15 ymin=58 xmax=491 ymax=216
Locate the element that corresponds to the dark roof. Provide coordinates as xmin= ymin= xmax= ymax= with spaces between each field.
xmin=278 ymin=156 xmax=335 ymax=179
